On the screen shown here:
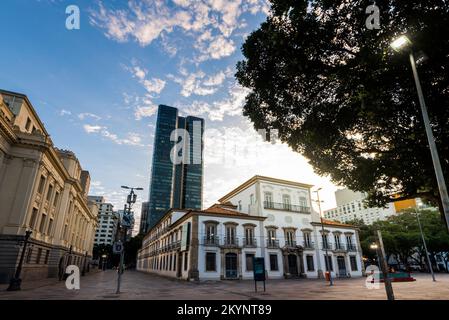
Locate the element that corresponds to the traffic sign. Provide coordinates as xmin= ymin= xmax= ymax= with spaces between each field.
xmin=113 ymin=242 xmax=123 ymax=254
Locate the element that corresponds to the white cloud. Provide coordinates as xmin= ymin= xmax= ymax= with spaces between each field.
xmin=181 ymin=83 xmax=248 ymax=121
xmin=59 ymin=109 xmax=72 ymax=116
xmin=142 ymin=78 xmax=166 ymax=94
xmin=83 ymin=124 xmax=144 ymax=146
xmin=135 ymin=105 xmax=158 ymax=120
xmin=127 ymin=63 xmax=166 ymax=95
xmin=169 ymin=68 xmax=229 ymax=97
xmin=90 ymin=0 xmax=268 ymax=60
xmin=83 ymin=124 xmax=104 ymax=133
xmin=78 ymin=113 xmax=101 ymax=121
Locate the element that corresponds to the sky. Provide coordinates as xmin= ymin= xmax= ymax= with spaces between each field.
xmin=0 ymin=0 xmax=343 ymax=235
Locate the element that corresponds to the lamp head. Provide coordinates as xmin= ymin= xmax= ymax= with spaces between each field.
xmin=391 ymin=35 xmax=412 ymax=52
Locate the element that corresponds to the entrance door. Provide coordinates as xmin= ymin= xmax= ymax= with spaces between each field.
xmin=337 ymin=256 xmax=347 ymax=277
xmin=225 ymin=253 xmax=238 ymax=278
xmin=288 ymin=254 xmax=298 ymax=276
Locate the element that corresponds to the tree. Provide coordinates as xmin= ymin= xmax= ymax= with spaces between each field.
xmin=124 ymin=234 xmax=144 ymax=267
xmin=236 ymin=0 xmax=449 ymax=222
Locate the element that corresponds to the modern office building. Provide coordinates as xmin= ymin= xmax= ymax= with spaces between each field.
xmin=147 ymin=105 xmax=204 ymax=229
xmin=137 ymin=176 xmax=363 ymax=281
xmin=88 ymin=196 xmax=118 ymax=246
xmin=324 ymin=188 xmax=424 ymax=225
xmin=139 ymin=202 xmax=150 ymax=235
xmin=0 ymin=90 xmax=98 ymax=283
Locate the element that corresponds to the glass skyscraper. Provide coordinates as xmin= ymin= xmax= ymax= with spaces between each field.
xmin=147 ymin=105 xmax=204 ymax=229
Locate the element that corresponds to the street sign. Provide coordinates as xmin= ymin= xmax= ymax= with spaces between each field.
xmin=113 ymin=242 xmax=124 ymax=254
xmin=253 ymin=257 xmax=266 ymax=292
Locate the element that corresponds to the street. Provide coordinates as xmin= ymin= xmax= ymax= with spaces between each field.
xmin=1 ymin=271 xmax=448 ymax=300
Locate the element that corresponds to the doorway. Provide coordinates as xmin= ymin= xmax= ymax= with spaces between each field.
xmin=225 ymin=253 xmax=238 ymax=278
xmin=337 ymin=256 xmax=347 ymax=277
xmin=288 ymin=254 xmax=298 ymax=276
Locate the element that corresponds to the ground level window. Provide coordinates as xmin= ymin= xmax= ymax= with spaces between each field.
xmin=324 ymin=255 xmax=333 ymax=271
xmin=306 ymin=255 xmax=314 ymax=271
xmin=350 ymin=256 xmax=358 ymax=271
xmin=269 ymin=254 xmax=278 ymax=271
xmin=246 ymin=253 xmax=255 ymax=271
xmin=205 ymin=252 xmax=216 ymax=271
xmin=184 ymin=252 xmax=188 ymax=271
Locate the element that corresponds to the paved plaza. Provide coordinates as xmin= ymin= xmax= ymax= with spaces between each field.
xmin=0 ymin=270 xmax=448 ymax=300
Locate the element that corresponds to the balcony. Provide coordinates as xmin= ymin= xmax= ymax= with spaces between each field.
xmin=267 ymin=239 xmax=280 ymax=249
xmin=243 ymin=237 xmax=257 ymax=247
xmin=203 ymin=236 xmax=220 ymax=246
xmin=223 ymin=237 xmax=239 ymax=247
xmin=284 ymin=240 xmax=297 ymax=248
xmin=321 ymin=242 xmax=332 ymax=250
xmin=303 ymin=241 xmax=315 ymax=250
xmin=263 ymin=201 xmax=311 ymax=213
xmin=347 ymin=244 xmax=357 ymax=252
xmin=333 ymin=243 xmax=346 ymax=252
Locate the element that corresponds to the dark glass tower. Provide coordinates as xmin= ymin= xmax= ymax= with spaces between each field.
xmin=147 ymin=105 xmax=204 ymax=229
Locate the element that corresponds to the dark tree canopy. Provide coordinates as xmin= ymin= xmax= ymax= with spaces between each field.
xmin=236 ymin=0 xmax=449 ymax=217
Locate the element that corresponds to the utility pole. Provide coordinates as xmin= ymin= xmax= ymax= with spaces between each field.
xmin=415 ymin=209 xmax=436 ymax=282
xmin=313 ymin=188 xmax=333 ymax=286
xmin=377 ymin=230 xmax=395 ymax=300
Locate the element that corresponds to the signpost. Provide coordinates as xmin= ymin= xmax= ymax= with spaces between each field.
xmin=253 ymin=257 xmax=266 ymax=292
xmin=113 ymin=242 xmax=124 ymax=255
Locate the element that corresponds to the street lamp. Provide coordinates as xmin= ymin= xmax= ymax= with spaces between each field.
xmin=415 ymin=207 xmax=436 ymax=282
xmin=390 ymin=35 xmax=449 ymax=232
xmin=313 ymin=188 xmax=333 ymax=286
xmin=116 ymin=185 xmax=143 ymax=294
xmin=7 ymin=230 xmax=32 ymax=291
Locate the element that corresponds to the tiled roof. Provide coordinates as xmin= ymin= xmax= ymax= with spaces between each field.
xmin=321 ymin=219 xmax=354 ymax=227
xmin=204 ymin=204 xmax=249 ymax=216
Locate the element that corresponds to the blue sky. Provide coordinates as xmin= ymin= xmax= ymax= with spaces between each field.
xmin=0 ymin=0 xmax=340 ymax=233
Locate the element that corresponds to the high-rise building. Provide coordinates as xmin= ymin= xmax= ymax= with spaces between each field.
xmin=139 ymin=202 xmax=150 ymax=235
xmin=88 ymin=196 xmax=118 ymax=246
xmin=147 ymin=105 xmax=204 ymax=229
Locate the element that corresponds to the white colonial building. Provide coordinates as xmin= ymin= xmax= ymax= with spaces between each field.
xmin=137 ymin=176 xmax=364 ymax=281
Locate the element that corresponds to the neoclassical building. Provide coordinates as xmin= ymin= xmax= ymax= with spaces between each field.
xmin=0 ymin=90 xmax=98 ymax=283
xmin=137 ymin=176 xmax=364 ymax=280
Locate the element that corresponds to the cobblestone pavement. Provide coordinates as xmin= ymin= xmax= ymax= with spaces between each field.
xmin=0 ymin=270 xmax=448 ymax=300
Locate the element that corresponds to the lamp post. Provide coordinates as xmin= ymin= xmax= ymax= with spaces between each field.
xmin=7 ymin=230 xmax=32 ymax=291
xmin=391 ymin=35 xmax=449 ymax=232
xmin=415 ymin=208 xmax=436 ymax=281
xmin=371 ymin=231 xmax=395 ymax=300
xmin=116 ymin=185 xmax=143 ymax=294
xmin=313 ymin=188 xmax=333 ymax=286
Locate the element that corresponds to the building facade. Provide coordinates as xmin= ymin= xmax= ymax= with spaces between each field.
xmin=139 ymin=201 xmax=150 ymax=235
xmin=324 ymin=188 xmax=424 ymax=225
xmin=147 ymin=105 xmax=204 ymax=229
xmin=137 ymin=176 xmax=364 ymax=281
xmin=88 ymin=196 xmax=118 ymax=246
xmin=0 ymin=90 xmax=98 ymax=283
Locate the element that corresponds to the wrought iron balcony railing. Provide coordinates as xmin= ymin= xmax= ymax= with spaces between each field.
xmin=267 ymin=239 xmax=280 ymax=248
xmin=203 ymin=236 xmax=220 ymax=246
xmin=223 ymin=237 xmax=239 ymax=247
xmin=303 ymin=241 xmax=315 ymax=250
xmin=243 ymin=237 xmax=257 ymax=247
xmin=263 ymin=201 xmax=311 ymax=213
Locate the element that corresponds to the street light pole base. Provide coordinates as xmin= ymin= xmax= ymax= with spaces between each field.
xmin=7 ymin=278 xmax=22 ymax=291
